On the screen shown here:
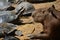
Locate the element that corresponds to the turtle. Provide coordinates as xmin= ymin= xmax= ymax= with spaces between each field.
xmin=0 ymin=23 xmax=23 ymax=37
xmin=15 ymin=2 xmax=35 ymax=16
xmin=0 ymin=23 xmax=17 ymax=37
xmin=0 ymin=7 xmax=24 ymax=23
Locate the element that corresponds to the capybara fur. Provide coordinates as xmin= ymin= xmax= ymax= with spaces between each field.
xmin=32 ymin=5 xmax=60 ymax=40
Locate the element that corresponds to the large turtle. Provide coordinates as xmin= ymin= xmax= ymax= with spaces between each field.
xmin=0 ymin=7 xmax=24 ymax=23
xmin=15 ymin=2 xmax=35 ymax=16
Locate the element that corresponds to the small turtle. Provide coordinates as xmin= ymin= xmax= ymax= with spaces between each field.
xmin=15 ymin=2 xmax=35 ymax=16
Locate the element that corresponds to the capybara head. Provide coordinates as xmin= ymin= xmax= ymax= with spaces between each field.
xmin=32 ymin=8 xmax=49 ymax=23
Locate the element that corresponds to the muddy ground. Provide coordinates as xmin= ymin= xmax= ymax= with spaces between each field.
xmin=0 ymin=0 xmax=60 ymax=40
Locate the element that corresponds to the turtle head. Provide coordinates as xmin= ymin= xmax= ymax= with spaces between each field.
xmin=15 ymin=7 xmax=25 ymax=19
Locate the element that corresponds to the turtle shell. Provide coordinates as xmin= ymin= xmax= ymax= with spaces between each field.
xmin=15 ymin=2 xmax=35 ymax=16
xmin=0 ymin=23 xmax=17 ymax=34
xmin=0 ymin=11 xmax=17 ymax=23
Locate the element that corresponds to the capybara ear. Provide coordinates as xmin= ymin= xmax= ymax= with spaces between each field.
xmin=54 ymin=11 xmax=60 ymax=20
xmin=48 ymin=5 xmax=55 ymax=12
xmin=49 ymin=5 xmax=60 ymax=20
xmin=52 ymin=5 xmax=55 ymax=9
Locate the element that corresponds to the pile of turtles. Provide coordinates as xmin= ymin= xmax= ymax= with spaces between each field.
xmin=0 ymin=0 xmax=35 ymax=40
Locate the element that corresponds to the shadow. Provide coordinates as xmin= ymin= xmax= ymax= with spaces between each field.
xmin=27 ymin=0 xmax=56 ymax=3
xmin=9 ymin=19 xmax=23 ymax=25
xmin=6 ymin=6 xmax=15 ymax=11
xmin=10 ymin=19 xmax=33 ymax=25
xmin=9 ymin=14 xmax=32 ymax=25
